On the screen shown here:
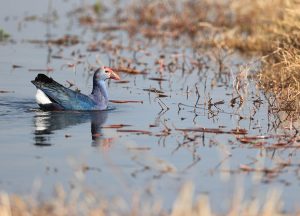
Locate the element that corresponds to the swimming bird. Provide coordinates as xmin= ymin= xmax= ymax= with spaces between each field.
xmin=31 ymin=66 xmax=120 ymax=111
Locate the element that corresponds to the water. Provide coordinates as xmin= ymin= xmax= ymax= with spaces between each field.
xmin=0 ymin=0 xmax=299 ymax=213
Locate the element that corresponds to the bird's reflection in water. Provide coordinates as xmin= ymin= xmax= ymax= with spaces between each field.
xmin=34 ymin=110 xmax=108 ymax=147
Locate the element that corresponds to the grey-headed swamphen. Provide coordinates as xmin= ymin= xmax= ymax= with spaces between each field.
xmin=31 ymin=66 xmax=120 ymax=111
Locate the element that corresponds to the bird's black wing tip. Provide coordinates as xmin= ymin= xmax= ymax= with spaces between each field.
xmin=34 ymin=73 xmax=53 ymax=83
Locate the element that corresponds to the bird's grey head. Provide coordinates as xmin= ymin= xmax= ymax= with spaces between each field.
xmin=93 ymin=66 xmax=120 ymax=83
xmin=91 ymin=66 xmax=120 ymax=107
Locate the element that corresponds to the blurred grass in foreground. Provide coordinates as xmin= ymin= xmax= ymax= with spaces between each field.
xmin=0 ymin=182 xmax=292 ymax=216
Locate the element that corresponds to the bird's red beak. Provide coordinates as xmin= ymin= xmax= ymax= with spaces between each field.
xmin=104 ymin=67 xmax=120 ymax=80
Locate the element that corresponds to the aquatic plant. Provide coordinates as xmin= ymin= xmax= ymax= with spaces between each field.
xmin=0 ymin=28 xmax=10 ymax=41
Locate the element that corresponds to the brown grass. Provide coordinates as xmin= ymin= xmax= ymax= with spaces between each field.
xmin=259 ymin=48 xmax=300 ymax=114
xmin=74 ymin=0 xmax=300 ymax=115
xmin=112 ymin=0 xmax=300 ymax=117
xmin=223 ymin=0 xmax=300 ymax=116
xmin=0 ymin=182 xmax=296 ymax=216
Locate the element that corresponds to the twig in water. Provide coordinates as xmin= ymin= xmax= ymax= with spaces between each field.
xmin=156 ymin=97 xmax=169 ymax=111
xmin=194 ymin=86 xmax=200 ymax=112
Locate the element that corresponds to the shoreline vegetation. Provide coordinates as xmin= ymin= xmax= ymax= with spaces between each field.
xmin=115 ymin=0 xmax=300 ymax=117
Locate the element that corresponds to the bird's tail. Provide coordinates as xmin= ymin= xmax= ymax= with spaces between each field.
xmin=31 ymin=73 xmax=68 ymax=106
xmin=31 ymin=74 xmax=60 ymax=89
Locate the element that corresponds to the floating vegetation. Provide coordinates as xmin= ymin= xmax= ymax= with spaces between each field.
xmin=177 ymin=127 xmax=248 ymax=135
xmin=27 ymin=35 xmax=79 ymax=46
xmin=0 ymin=90 xmax=14 ymax=94
xmin=101 ymin=124 xmax=132 ymax=129
xmin=28 ymin=67 xmax=54 ymax=72
xmin=111 ymin=67 xmax=146 ymax=75
xmin=117 ymin=129 xmax=152 ymax=135
xmin=0 ymin=28 xmax=10 ymax=41
xmin=109 ymin=100 xmax=143 ymax=104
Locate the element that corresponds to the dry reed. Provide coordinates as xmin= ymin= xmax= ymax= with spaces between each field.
xmin=0 ymin=182 xmax=295 ymax=216
xmin=114 ymin=0 xmax=300 ymax=117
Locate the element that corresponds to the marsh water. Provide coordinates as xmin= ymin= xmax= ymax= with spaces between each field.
xmin=0 ymin=0 xmax=300 ymax=213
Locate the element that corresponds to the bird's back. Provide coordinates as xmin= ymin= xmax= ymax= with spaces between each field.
xmin=32 ymin=74 xmax=98 ymax=110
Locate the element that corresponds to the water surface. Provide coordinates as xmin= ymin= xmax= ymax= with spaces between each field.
xmin=0 ymin=0 xmax=299 ymax=213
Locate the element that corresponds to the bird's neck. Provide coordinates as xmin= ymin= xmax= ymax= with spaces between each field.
xmin=91 ymin=80 xmax=108 ymax=104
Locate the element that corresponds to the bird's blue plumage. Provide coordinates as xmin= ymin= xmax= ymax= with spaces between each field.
xmin=31 ymin=73 xmax=108 ymax=111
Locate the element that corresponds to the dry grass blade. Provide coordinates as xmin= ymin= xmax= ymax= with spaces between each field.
xmin=12 ymin=65 xmax=22 ymax=69
xmin=148 ymin=77 xmax=168 ymax=81
xmin=117 ymin=129 xmax=152 ymax=135
xmin=0 ymin=90 xmax=14 ymax=93
xmin=115 ymin=80 xmax=130 ymax=84
xmin=176 ymin=127 xmax=247 ymax=135
xmin=101 ymin=124 xmax=131 ymax=129
xmin=28 ymin=68 xmax=54 ymax=72
xmin=143 ymin=88 xmax=164 ymax=94
xmin=111 ymin=67 xmax=145 ymax=74
xmin=127 ymin=147 xmax=151 ymax=151
xmin=109 ymin=100 xmax=143 ymax=104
